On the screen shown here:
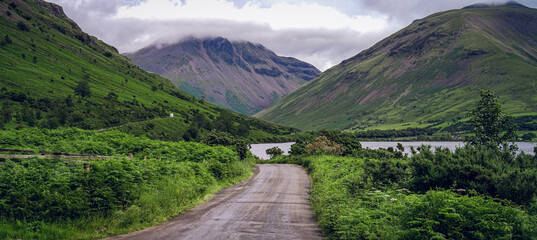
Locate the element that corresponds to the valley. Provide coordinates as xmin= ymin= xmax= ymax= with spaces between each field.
xmin=1 ymin=0 xmax=536 ymax=239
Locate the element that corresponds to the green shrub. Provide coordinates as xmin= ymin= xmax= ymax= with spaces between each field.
xmin=290 ymin=141 xmax=307 ymax=155
xmin=266 ymin=147 xmax=283 ymax=159
xmin=363 ymin=158 xmax=409 ymax=185
xmin=305 ymin=136 xmax=343 ymax=155
xmin=298 ymin=155 xmax=537 ymax=239
xmin=399 ymin=191 xmax=536 ymax=240
xmin=320 ymin=130 xmax=361 ymax=155
xmin=409 ymin=144 xmax=537 ymax=205
xmin=0 ymin=127 xmax=254 ymax=234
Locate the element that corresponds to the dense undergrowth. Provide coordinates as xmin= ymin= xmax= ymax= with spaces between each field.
xmin=0 ymin=127 xmax=255 ymax=239
xmin=267 ymin=145 xmax=537 ymax=239
xmin=262 ymin=91 xmax=537 ymax=239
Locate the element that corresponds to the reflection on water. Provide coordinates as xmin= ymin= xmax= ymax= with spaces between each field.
xmin=250 ymin=142 xmax=295 ymax=160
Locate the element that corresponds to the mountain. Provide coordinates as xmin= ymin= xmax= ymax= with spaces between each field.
xmin=126 ymin=37 xmax=320 ymax=115
xmin=257 ymin=3 xmax=537 ymax=132
xmin=0 ymin=0 xmax=296 ymax=140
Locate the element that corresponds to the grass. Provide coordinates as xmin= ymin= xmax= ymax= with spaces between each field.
xmin=0 ymin=0 xmax=297 ymax=141
xmin=0 ymin=127 xmax=258 ymax=239
xmin=268 ymin=153 xmax=537 ymax=239
xmin=0 ymin=161 xmax=255 ymax=240
xmin=258 ymin=5 xmax=537 ymax=134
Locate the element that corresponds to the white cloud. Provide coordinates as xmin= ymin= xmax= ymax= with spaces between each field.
xmin=48 ymin=0 xmax=537 ymax=71
xmin=115 ymin=0 xmax=389 ymax=33
xmin=107 ymin=0 xmax=394 ymax=70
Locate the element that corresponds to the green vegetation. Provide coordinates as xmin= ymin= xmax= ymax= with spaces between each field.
xmin=265 ymin=147 xmax=283 ymax=159
xmin=258 ymin=5 xmax=537 ymax=134
xmin=305 ymin=136 xmax=343 ymax=155
xmin=0 ymin=0 xmax=296 ymax=142
xmin=0 ymin=128 xmax=255 ymax=239
xmin=0 ymin=3 xmax=300 ymax=238
xmin=1 ymin=1 xmax=536 ymax=240
xmin=267 ymin=144 xmax=537 ymax=239
xmin=468 ymin=90 xmax=518 ymax=147
xmin=263 ymin=98 xmax=536 ymax=239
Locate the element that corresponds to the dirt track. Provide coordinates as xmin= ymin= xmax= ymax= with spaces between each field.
xmin=108 ymin=164 xmax=324 ymax=240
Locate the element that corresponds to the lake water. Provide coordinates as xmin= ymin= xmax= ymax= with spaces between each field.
xmin=361 ymin=141 xmax=537 ymax=156
xmin=250 ymin=142 xmax=295 ymax=160
xmin=250 ymin=141 xmax=536 ymax=159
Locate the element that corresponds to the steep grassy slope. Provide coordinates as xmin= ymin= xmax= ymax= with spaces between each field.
xmin=258 ymin=4 xmax=537 ymax=132
xmin=127 ymin=37 xmax=320 ymax=115
xmin=0 ymin=0 xmax=296 ymax=140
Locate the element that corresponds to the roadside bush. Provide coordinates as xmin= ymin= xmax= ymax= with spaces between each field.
xmin=0 ymin=157 xmax=141 ymax=221
xmin=301 ymin=155 xmax=537 ymax=240
xmin=320 ymin=130 xmax=361 ymax=155
xmin=409 ymin=144 xmax=537 ymax=205
xmin=363 ymin=158 xmax=409 ymax=185
xmin=0 ymin=127 xmax=254 ymax=227
xmin=305 ymin=136 xmax=343 ymax=155
xmin=399 ymin=191 xmax=536 ymax=240
xmin=290 ymin=141 xmax=307 ymax=155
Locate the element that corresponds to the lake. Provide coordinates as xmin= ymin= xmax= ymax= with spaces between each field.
xmin=250 ymin=141 xmax=536 ymax=159
xmin=361 ymin=141 xmax=537 ymax=156
xmin=250 ymin=142 xmax=295 ymax=160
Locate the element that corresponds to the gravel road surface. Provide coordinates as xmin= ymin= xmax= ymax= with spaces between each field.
xmin=107 ymin=164 xmax=324 ymax=240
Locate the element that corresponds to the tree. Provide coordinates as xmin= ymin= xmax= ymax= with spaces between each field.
xmin=193 ymin=111 xmax=212 ymax=130
xmin=203 ymin=131 xmax=235 ymax=146
xmin=1 ymin=100 xmax=12 ymax=124
xmin=182 ymin=124 xmax=199 ymax=141
xmin=468 ymin=90 xmax=517 ymax=148
xmin=5 ymin=34 xmax=12 ymax=44
xmin=216 ymin=109 xmax=236 ymax=134
xmin=290 ymin=142 xmax=307 ymax=155
xmin=21 ymin=101 xmax=36 ymax=126
xmin=17 ymin=21 xmax=29 ymax=31
xmin=237 ymin=122 xmax=250 ymax=137
xmin=397 ymin=143 xmax=405 ymax=152
xmin=235 ymin=139 xmax=249 ymax=160
xmin=266 ymin=147 xmax=283 ymax=159
xmin=202 ymin=131 xmax=249 ymax=160
xmin=521 ymin=132 xmax=536 ymax=142
xmin=75 ymin=80 xmax=91 ymax=98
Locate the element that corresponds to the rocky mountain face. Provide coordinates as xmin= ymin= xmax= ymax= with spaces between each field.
xmin=126 ymin=37 xmax=320 ymax=115
xmin=257 ymin=3 xmax=537 ymax=132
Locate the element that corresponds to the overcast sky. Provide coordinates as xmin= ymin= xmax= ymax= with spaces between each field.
xmin=48 ymin=0 xmax=537 ymax=70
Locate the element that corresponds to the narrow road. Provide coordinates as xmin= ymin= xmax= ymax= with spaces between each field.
xmin=109 ymin=164 xmax=324 ymax=240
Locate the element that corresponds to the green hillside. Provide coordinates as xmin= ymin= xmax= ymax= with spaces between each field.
xmin=0 ymin=0 xmax=295 ymax=140
xmin=257 ymin=3 xmax=537 ymax=133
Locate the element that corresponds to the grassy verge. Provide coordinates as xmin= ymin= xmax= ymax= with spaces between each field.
xmin=267 ymin=152 xmax=537 ymax=239
xmin=0 ymin=163 xmax=254 ymax=239
xmin=0 ymin=128 xmax=255 ymax=239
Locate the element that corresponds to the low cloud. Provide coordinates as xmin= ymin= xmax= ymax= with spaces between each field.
xmin=49 ymin=0 xmax=537 ymax=70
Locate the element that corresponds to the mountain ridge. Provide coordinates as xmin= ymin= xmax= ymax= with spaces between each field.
xmin=257 ymin=4 xmax=537 ymax=133
xmin=126 ymin=36 xmax=320 ymax=115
